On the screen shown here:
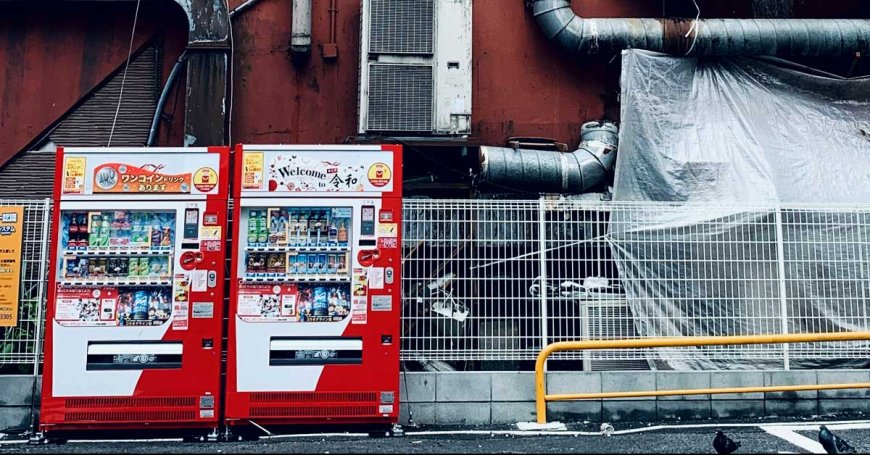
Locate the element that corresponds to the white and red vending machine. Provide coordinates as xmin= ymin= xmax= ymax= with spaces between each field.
xmin=41 ymin=147 xmax=230 ymax=438
xmin=226 ymin=145 xmax=402 ymax=435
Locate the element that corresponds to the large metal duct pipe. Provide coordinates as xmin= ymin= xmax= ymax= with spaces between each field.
xmin=530 ymin=0 xmax=870 ymax=56
xmin=290 ymin=0 xmax=313 ymax=62
xmin=480 ymin=121 xmax=618 ymax=194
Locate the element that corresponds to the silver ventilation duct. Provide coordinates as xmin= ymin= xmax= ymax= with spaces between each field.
xmin=480 ymin=121 xmax=618 ymax=194
xmin=530 ymin=0 xmax=870 ymax=56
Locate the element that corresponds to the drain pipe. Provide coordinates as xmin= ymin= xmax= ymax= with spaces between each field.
xmin=147 ymin=50 xmax=188 ymax=147
xmin=289 ymin=0 xmax=312 ymax=63
xmin=529 ymin=0 xmax=870 ymax=56
xmin=479 ymin=121 xmax=618 ymax=194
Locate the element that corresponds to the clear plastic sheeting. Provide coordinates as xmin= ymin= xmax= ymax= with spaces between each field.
xmin=611 ymin=50 xmax=870 ymax=370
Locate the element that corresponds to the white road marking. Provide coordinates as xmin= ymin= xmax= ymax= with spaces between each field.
xmin=762 ymin=426 xmax=825 ymax=454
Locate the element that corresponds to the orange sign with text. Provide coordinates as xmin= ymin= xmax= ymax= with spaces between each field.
xmin=93 ymin=163 xmax=192 ymax=194
xmin=0 ymin=206 xmax=23 ymax=327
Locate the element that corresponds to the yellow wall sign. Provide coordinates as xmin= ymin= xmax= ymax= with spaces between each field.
xmin=0 ymin=206 xmax=23 ymax=327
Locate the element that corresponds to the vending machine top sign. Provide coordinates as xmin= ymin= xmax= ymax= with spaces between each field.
xmin=56 ymin=147 xmax=228 ymax=200
xmin=235 ymin=145 xmax=401 ymax=198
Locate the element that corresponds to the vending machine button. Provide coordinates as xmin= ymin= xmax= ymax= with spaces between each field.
xmin=207 ymin=270 xmax=217 ymax=288
xmin=385 ymin=267 xmax=394 ymax=284
xmin=381 ymin=335 xmax=392 ymax=345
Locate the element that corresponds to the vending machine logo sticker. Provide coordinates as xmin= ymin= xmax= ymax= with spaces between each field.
xmin=193 ymin=167 xmax=218 ymax=193
xmin=62 ymin=156 xmax=86 ymax=194
xmin=377 ymin=237 xmax=398 ymax=249
xmin=367 ymin=162 xmax=392 ymax=187
xmin=267 ymin=154 xmax=366 ymax=192
xmin=377 ymin=223 xmax=398 ymax=238
xmin=242 ymin=152 xmax=264 ymax=190
xmin=351 ymin=297 xmax=367 ymax=325
xmin=371 ymin=295 xmax=392 ymax=312
xmin=93 ymin=163 xmax=192 ymax=194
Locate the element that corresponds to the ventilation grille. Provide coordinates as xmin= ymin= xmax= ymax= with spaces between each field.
xmin=65 ymin=396 xmax=197 ymax=409
xmin=64 ymin=410 xmax=197 ymax=422
xmin=369 ymin=0 xmax=434 ymax=55
xmin=250 ymin=392 xmax=378 ymax=403
xmin=249 ymin=405 xmax=379 ymax=418
xmin=367 ymin=64 xmax=433 ymax=132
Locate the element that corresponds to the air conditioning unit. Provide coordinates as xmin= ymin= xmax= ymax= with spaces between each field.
xmin=359 ymin=0 xmax=472 ymax=135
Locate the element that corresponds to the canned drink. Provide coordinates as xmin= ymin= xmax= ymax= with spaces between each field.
xmin=307 ymin=254 xmax=318 ymax=275
xmin=107 ymin=258 xmax=118 ymax=277
xmin=295 ymin=253 xmax=307 ymax=275
xmin=118 ymin=257 xmax=128 ymax=276
xmin=149 ymin=257 xmax=162 ymax=276
xmin=128 ymin=257 xmax=138 ymax=277
xmin=337 ymin=253 xmax=348 ymax=273
xmin=97 ymin=258 xmax=108 ymax=277
xmin=133 ymin=290 xmax=149 ymax=320
xmin=317 ymin=254 xmax=328 ymax=274
xmin=66 ymin=259 xmax=79 ymax=278
xmin=78 ymin=258 xmax=89 ymax=278
xmin=139 ymin=257 xmax=150 ymax=277
xmin=287 ymin=253 xmax=297 ymax=274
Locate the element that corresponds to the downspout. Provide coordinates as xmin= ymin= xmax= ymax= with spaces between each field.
xmin=289 ymin=0 xmax=312 ymax=63
xmin=147 ymin=50 xmax=188 ymax=146
xmin=480 ymin=121 xmax=618 ymax=194
xmin=529 ymin=0 xmax=870 ymax=56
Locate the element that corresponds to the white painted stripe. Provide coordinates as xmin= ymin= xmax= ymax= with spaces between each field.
xmin=763 ymin=426 xmax=825 ymax=454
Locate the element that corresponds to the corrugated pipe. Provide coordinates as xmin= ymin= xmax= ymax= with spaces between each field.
xmin=530 ymin=0 xmax=870 ymax=56
xmin=479 ymin=121 xmax=618 ymax=194
xmin=290 ymin=0 xmax=312 ymax=62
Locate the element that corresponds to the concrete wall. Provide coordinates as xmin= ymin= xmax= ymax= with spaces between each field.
xmin=4 ymin=372 xmax=870 ymax=432
xmin=0 ymin=376 xmax=38 ymax=433
xmin=399 ymin=371 xmax=870 ymax=426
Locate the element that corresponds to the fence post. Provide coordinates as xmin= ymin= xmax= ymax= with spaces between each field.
xmin=538 ymin=198 xmax=549 ymax=372
xmin=29 ymin=198 xmax=51 ymax=433
xmin=774 ymin=205 xmax=790 ymax=370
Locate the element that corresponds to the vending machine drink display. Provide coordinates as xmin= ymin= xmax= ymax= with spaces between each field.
xmin=41 ymin=147 xmax=229 ymax=438
xmin=226 ymin=145 xmax=402 ymax=435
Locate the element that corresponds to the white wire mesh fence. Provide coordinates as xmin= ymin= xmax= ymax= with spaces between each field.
xmin=402 ymin=199 xmax=870 ymax=369
xmin=2 ymin=198 xmax=869 ymax=371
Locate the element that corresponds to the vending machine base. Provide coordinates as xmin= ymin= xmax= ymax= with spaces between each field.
xmin=224 ymin=421 xmax=401 ymax=441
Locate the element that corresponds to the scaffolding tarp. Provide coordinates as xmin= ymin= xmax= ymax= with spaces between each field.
xmin=612 ymin=50 xmax=870 ymax=369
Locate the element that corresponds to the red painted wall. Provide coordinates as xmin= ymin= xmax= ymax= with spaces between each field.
xmin=0 ymin=0 xmax=866 ymax=167
xmin=0 ymin=0 xmax=188 ymax=165
xmin=228 ymin=0 xmax=868 ymax=150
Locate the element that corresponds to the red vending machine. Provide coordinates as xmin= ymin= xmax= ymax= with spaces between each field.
xmin=225 ymin=145 xmax=402 ymax=437
xmin=40 ymin=147 xmax=230 ymax=440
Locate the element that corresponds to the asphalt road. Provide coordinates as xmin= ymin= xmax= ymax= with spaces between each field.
xmin=3 ymin=423 xmax=870 ymax=454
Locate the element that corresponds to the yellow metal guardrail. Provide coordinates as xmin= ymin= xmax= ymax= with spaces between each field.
xmin=535 ymin=332 xmax=870 ymax=424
